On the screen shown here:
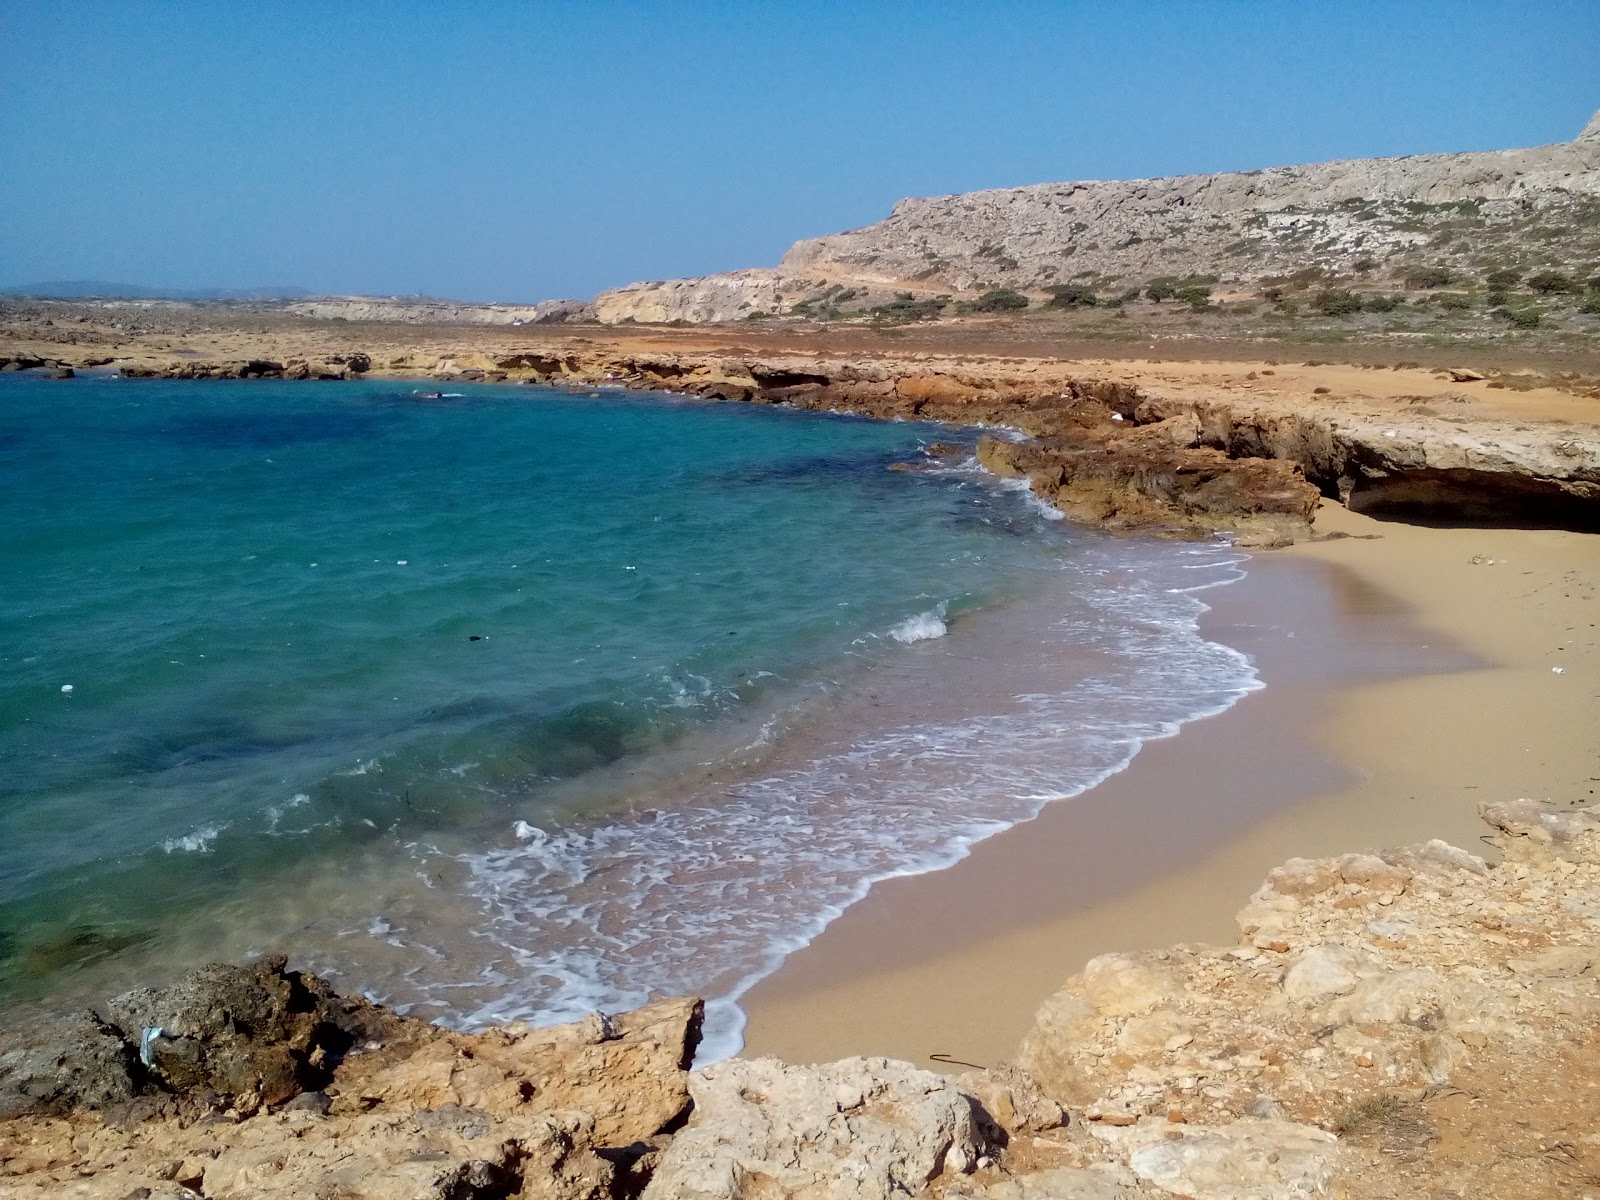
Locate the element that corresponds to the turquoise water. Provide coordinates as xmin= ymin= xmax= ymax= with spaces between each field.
xmin=0 ymin=375 xmax=1257 ymax=1053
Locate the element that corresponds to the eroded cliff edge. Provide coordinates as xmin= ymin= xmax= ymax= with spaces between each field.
xmin=3 ymin=799 xmax=1595 ymax=1198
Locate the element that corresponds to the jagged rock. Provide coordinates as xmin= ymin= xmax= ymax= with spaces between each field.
xmin=957 ymin=1064 xmax=1068 ymax=1136
xmin=1092 ymin=1118 xmax=1341 ymax=1200
xmin=0 ymin=1012 xmax=139 ymax=1119
xmin=99 ymin=956 xmax=419 ymax=1112
xmin=640 ymin=1056 xmax=993 ymax=1200
xmin=333 ymin=996 xmax=702 ymax=1147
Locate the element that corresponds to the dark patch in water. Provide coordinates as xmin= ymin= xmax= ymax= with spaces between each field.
xmin=155 ymin=409 xmax=389 ymax=449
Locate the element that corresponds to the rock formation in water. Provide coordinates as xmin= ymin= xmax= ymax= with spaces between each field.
xmin=595 ymin=112 xmax=1600 ymax=323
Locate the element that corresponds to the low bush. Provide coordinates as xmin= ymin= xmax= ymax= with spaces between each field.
xmin=1484 ymin=268 xmax=1522 ymax=288
xmin=1493 ymin=304 xmax=1543 ymax=329
xmin=1403 ymin=266 xmax=1453 ymax=290
xmin=962 ymin=288 xmax=1029 ymax=314
xmin=1433 ymin=292 xmax=1474 ymax=311
xmin=1044 ymin=283 xmax=1099 ymax=309
xmin=868 ymin=294 xmax=947 ymax=322
xmin=1314 ymin=289 xmax=1363 ymax=316
xmin=1362 ymin=295 xmax=1402 ymax=313
xmin=1526 ymin=270 xmax=1579 ymax=295
xmin=1580 ymin=293 xmax=1600 ymax=315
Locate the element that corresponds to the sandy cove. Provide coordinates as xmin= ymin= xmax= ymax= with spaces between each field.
xmin=740 ymin=503 xmax=1600 ymax=1060
xmin=2 ymin=309 xmax=1599 ymax=1197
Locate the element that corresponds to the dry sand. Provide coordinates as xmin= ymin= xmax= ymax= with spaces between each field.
xmin=738 ymin=503 xmax=1600 ymax=1070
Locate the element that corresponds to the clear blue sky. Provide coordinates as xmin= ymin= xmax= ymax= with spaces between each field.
xmin=2 ymin=1 xmax=1596 ymax=302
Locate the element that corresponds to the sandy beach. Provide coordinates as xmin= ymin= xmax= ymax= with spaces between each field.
xmin=739 ymin=502 xmax=1600 ymax=1068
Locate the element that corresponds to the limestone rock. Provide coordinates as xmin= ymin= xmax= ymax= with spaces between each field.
xmin=1096 ymin=1118 xmax=1341 ymax=1200
xmin=334 ymin=996 xmax=701 ymax=1147
xmin=1480 ymin=798 xmax=1600 ymax=861
xmin=1078 ymin=955 xmax=1182 ymax=1017
xmin=641 ymin=1056 xmax=993 ymax=1200
xmin=1282 ymin=945 xmax=1367 ymax=1003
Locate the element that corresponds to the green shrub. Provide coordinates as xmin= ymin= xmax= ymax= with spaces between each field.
xmin=1433 ymin=292 xmax=1474 ymax=311
xmin=1580 ymin=293 xmax=1600 ymax=315
xmin=1484 ymin=268 xmax=1522 ymax=288
xmin=867 ymin=295 xmax=946 ymax=322
xmin=1526 ymin=270 xmax=1579 ymax=295
xmin=1314 ymin=289 xmax=1363 ymax=316
xmin=1148 ymin=274 xmax=1216 ymax=306
xmin=1403 ymin=267 xmax=1453 ymax=290
xmin=1044 ymin=283 xmax=1099 ymax=309
xmin=1493 ymin=304 xmax=1543 ymax=329
xmin=1116 ymin=288 xmax=1142 ymax=304
xmin=1485 ymin=289 xmax=1510 ymax=308
xmin=1362 ymin=295 xmax=1402 ymax=313
xmin=963 ymin=288 xmax=1029 ymax=314
xmin=1352 ymin=257 xmax=1378 ymax=274
xmin=1587 ymin=276 xmax=1600 ymax=293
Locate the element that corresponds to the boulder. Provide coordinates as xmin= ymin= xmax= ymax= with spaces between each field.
xmin=100 ymin=956 xmax=419 ymax=1111
xmin=0 ymin=1011 xmax=139 ymax=1119
xmin=1281 ymin=945 xmax=1366 ymax=1003
xmin=641 ymin=1056 xmax=993 ymax=1200
xmin=1096 ymin=1118 xmax=1341 ymax=1200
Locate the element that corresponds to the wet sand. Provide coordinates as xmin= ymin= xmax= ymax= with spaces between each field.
xmin=738 ymin=503 xmax=1600 ymax=1069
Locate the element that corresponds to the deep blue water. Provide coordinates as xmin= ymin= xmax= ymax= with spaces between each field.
xmin=0 ymin=375 xmax=1257 ymax=1054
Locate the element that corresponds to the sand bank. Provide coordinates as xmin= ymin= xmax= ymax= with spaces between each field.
xmin=738 ymin=503 xmax=1599 ymax=1068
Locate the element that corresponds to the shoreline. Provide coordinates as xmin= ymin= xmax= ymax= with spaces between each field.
xmin=738 ymin=501 xmax=1599 ymax=1068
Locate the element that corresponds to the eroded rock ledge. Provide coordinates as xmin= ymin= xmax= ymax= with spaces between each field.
xmin=3 ymin=798 xmax=1596 ymax=1198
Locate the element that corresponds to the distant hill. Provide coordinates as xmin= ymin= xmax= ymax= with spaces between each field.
xmin=595 ymin=110 xmax=1600 ymax=323
xmin=0 ymin=281 xmax=311 ymax=301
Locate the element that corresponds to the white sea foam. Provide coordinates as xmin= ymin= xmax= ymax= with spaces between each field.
xmin=162 ymin=825 xmax=223 ymax=853
xmin=405 ymin=536 xmax=1262 ymax=1064
xmin=888 ymin=604 xmax=948 ymax=644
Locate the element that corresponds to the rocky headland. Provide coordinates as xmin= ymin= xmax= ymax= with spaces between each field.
xmin=3 ymin=797 xmax=1595 ymax=1198
xmin=594 ymin=112 xmax=1600 ymax=325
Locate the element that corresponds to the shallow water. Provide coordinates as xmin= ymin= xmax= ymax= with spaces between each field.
xmin=0 ymin=376 xmax=1257 ymax=1052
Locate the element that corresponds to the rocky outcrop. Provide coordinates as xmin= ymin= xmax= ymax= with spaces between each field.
xmin=0 ymin=961 xmax=702 ymax=1199
xmin=642 ymin=1056 xmax=994 ymax=1199
xmin=1010 ymin=800 xmax=1600 ymax=1197
xmin=595 ymin=112 xmax=1600 ymax=323
xmin=1129 ymin=391 xmax=1600 ymax=530
xmin=592 ymin=270 xmax=788 ymax=326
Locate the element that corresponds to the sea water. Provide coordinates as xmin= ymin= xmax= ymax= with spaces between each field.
xmin=0 ymin=376 xmax=1257 ymax=1055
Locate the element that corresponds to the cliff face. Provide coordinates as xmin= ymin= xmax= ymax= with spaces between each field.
xmin=594 ymin=112 xmax=1600 ymax=323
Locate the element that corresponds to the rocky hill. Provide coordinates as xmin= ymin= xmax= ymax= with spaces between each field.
xmin=595 ymin=112 xmax=1600 ymax=324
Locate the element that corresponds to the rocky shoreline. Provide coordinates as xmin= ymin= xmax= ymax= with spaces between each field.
xmin=7 ymin=334 xmax=1598 ymax=540
xmin=3 ymin=797 xmax=1595 ymax=1198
